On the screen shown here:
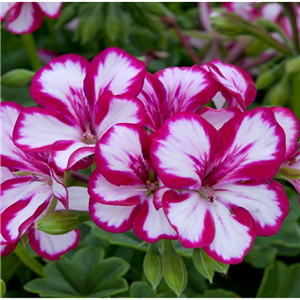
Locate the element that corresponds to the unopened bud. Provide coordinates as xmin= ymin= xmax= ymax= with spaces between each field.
xmin=285 ymin=56 xmax=300 ymax=74
xmin=210 ymin=11 xmax=245 ymax=36
xmin=36 ymin=210 xmax=90 ymax=235
xmin=161 ymin=240 xmax=187 ymax=297
xmin=143 ymin=243 xmax=163 ymax=290
xmin=256 ymin=64 xmax=283 ymax=90
xmin=1 ymin=69 xmax=35 ymax=87
xmin=278 ymin=165 xmax=300 ymax=180
xmin=193 ymin=248 xmax=214 ymax=283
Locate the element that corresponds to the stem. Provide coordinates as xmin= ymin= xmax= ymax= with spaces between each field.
xmin=244 ymin=23 xmax=292 ymax=56
xmin=46 ymin=18 xmax=57 ymax=48
xmin=69 ymin=170 xmax=90 ymax=185
xmin=162 ymin=15 xmax=200 ymax=65
xmin=14 ymin=243 xmax=45 ymax=277
xmin=21 ymin=34 xmax=43 ymax=71
xmin=290 ymin=71 xmax=300 ymax=120
xmin=242 ymin=53 xmax=278 ymax=71
xmin=283 ymin=3 xmax=300 ymax=54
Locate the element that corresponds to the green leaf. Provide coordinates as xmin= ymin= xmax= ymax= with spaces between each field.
xmin=0 ymin=253 xmax=22 ymax=282
xmin=199 ymin=288 xmax=240 ymax=298
xmin=130 ymin=281 xmax=157 ymax=298
xmin=244 ymin=245 xmax=278 ymax=269
xmin=257 ymin=261 xmax=300 ymax=297
xmin=24 ymin=246 xmax=130 ymax=297
xmin=0 ymin=279 xmax=6 ymax=297
xmin=1 ymin=69 xmax=35 ymax=87
xmin=193 ymin=248 xmax=214 ymax=283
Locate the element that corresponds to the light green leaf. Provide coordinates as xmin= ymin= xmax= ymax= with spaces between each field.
xmin=1 ymin=279 xmax=6 ymax=297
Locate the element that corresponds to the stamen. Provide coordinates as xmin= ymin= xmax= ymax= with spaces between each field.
xmin=82 ymin=131 xmax=97 ymax=144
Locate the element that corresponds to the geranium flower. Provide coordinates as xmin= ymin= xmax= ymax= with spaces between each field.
xmin=88 ymin=123 xmax=176 ymax=242
xmin=0 ymin=102 xmax=89 ymax=260
xmin=201 ymin=59 xmax=257 ymax=111
xmin=150 ymin=108 xmax=289 ymax=263
xmin=1 ymin=2 xmax=62 ymax=34
xmin=137 ymin=66 xmax=218 ymax=132
xmin=13 ymin=47 xmax=146 ymax=171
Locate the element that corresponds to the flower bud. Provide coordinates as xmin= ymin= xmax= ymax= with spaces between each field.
xmin=264 ymin=75 xmax=289 ymax=106
xmin=1 ymin=279 xmax=6 ymax=297
xmin=1 ymin=69 xmax=35 ymax=87
xmin=36 ymin=210 xmax=90 ymax=235
xmin=285 ymin=56 xmax=300 ymax=74
xmin=278 ymin=165 xmax=300 ymax=180
xmin=256 ymin=64 xmax=283 ymax=90
xmin=193 ymin=248 xmax=214 ymax=283
xmin=210 ymin=11 xmax=245 ymax=36
xmin=143 ymin=243 xmax=163 ymax=290
xmin=161 ymin=240 xmax=187 ymax=297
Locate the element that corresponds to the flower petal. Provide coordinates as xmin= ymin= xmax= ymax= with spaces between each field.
xmin=270 ymin=107 xmax=299 ymax=161
xmin=155 ymin=65 xmax=218 ymax=117
xmin=1 ymin=2 xmax=16 ymax=21
xmin=95 ymin=91 xmax=146 ymax=139
xmin=95 ymin=124 xmax=149 ymax=186
xmin=151 ymin=112 xmax=220 ymax=190
xmin=203 ymin=204 xmax=255 ymax=264
xmin=1 ymin=234 xmax=18 ymax=256
xmin=198 ymin=107 xmax=240 ymax=130
xmin=133 ymin=196 xmax=177 ymax=242
xmin=1 ymin=177 xmax=52 ymax=242
xmin=6 ymin=3 xmax=43 ymax=34
xmin=214 ymin=180 xmax=289 ymax=236
xmin=88 ymin=169 xmax=145 ymax=206
xmin=30 ymin=54 xmax=90 ymax=127
xmin=68 ymin=186 xmax=89 ymax=211
xmin=49 ymin=167 xmax=68 ymax=209
xmin=28 ymin=226 xmax=79 ymax=260
xmin=89 ymin=199 xmax=138 ymax=233
xmin=51 ymin=140 xmax=95 ymax=171
xmin=84 ymin=47 xmax=146 ymax=108
xmin=163 ymin=190 xmax=215 ymax=248
xmin=202 ymin=59 xmax=257 ymax=111
xmin=207 ymin=107 xmax=286 ymax=185
xmin=13 ymin=107 xmax=82 ymax=152
xmin=137 ymin=72 xmax=166 ymax=131
xmin=37 ymin=2 xmax=62 ymax=18
xmin=0 ymin=102 xmax=35 ymax=171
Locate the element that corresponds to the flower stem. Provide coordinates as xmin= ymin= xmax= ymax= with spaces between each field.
xmin=14 ymin=243 xmax=45 ymax=277
xmin=162 ymin=15 xmax=200 ymax=65
xmin=21 ymin=34 xmax=43 ymax=71
xmin=283 ymin=3 xmax=300 ymax=54
xmin=69 ymin=170 xmax=90 ymax=185
xmin=290 ymin=71 xmax=300 ymax=120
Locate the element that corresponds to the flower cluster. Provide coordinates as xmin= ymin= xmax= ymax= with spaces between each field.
xmin=1 ymin=47 xmax=299 ymax=264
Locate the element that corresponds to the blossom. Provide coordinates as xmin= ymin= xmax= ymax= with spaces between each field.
xmin=0 ymin=101 xmax=87 ymax=260
xmin=1 ymin=2 xmax=62 ymax=34
xmin=13 ymin=47 xmax=146 ymax=171
xmin=150 ymin=108 xmax=289 ymax=263
xmin=88 ymin=123 xmax=176 ymax=242
xmin=137 ymin=65 xmax=218 ymax=132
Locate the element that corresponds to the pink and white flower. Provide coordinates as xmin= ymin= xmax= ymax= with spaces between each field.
xmin=150 ymin=108 xmax=289 ymax=263
xmin=1 ymin=2 xmax=62 ymax=34
xmin=13 ymin=47 xmax=146 ymax=171
xmin=137 ymin=66 xmax=218 ymax=132
xmin=88 ymin=123 xmax=177 ymax=242
xmin=0 ymin=102 xmax=91 ymax=259
xmin=201 ymin=59 xmax=257 ymax=111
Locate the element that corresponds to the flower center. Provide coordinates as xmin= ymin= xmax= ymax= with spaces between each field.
xmin=198 ymin=186 xmax=215 ymax=203
xmin=82 ymin=131 xmax=97 ymax=144
xmin=146 ymin=180 xmax=159 ymax=194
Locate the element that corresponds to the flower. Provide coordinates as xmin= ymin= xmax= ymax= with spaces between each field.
xmin=0 ymin=102 xmax=88 ymax=260
xmin=13 ymin=47 xmax=146 ymax=171
xmin=137 ymin=65 xmax=218 ymax=132
xmin=1 ymin=2 xmax=62 ymax=34
xmin=88 ymin=123 xmax=176 ymax=242
xmin=150 ymin=108 xmax=289 ymax=263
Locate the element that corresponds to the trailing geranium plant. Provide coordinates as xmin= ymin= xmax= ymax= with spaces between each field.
xmin=1 ymin=45 xmax=299 ymax=296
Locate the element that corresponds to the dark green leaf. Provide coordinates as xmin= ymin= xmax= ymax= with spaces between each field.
xmin=244 ymin=245 xmax=278 ymax=268
xmin=130 ymin=281 xmax=157 ymax=298
xmin=199 ymin=288 xmax=240 ymax=298
xmin=257 ymin=261 xmax=300 ymax=297
xmin=24 ymin=246 xmax=130 ymax=297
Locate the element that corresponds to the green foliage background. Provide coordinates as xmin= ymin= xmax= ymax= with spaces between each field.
xmin=1 ymin=2 xmax=300 ymax=298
